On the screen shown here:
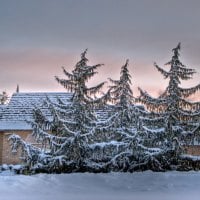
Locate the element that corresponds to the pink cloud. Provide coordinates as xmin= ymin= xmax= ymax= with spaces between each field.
xmin=0 ymin=48 xmax=199 ymax=101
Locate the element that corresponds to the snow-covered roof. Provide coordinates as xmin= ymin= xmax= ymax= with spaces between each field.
xmin=0 ymin=92 xmax=130 ymax=131
xmin=0 ymin=92 xmax=72 ymax=131
xmin=0 ymin=104 xmax=6 ymax=111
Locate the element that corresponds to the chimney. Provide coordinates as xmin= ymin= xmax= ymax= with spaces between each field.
xmin=16 ymin=84 xmax=19 ymax=93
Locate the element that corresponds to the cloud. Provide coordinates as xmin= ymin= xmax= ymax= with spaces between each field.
xmin=0 ymin=47 xmax=199 ymax=101
xmin=0 ymin=49 xmax=74 ymax=92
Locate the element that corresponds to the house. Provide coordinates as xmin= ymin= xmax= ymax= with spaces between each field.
xmin=0 ymin=92 xmax=72 ymax=165
xmin=0 ymin=92 xmax=199 ymax=165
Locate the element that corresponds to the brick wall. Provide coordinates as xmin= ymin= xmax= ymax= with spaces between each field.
xmin=1 ymin=131 xmax=32 ymax=165
xmin=184 ymin=145 xmax=200 ymax=156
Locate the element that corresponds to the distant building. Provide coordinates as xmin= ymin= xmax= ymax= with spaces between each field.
xmin=0 ymin=92 xmax=72 ymax=164
xmin=0 ymin=92 xmax=199 ymax=165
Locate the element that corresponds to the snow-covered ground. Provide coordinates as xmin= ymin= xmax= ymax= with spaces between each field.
xmin=0 ymin=171 xmax=200 ymax=200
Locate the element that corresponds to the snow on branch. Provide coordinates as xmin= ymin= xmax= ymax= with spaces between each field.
xmin=154 ymin=62 xmax=170 ymax=79
xmin=179 ymin=84 xmax=200 ymax=98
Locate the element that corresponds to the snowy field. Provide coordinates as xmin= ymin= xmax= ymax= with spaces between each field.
xmin=0 ymin=171 xmax=200 ymax=200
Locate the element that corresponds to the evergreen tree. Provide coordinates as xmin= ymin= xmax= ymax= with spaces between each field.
xmin=138 ymin=43 xmax=200 ymax=162
xmin=109 ymin=59 xmax=135 ymax=127
xmin=96 ymin=60 xmax=145 ymax=171
xmin=9 ymin=50 xmax=110 ymax=172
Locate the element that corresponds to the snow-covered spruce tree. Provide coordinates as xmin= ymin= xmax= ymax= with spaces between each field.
xmin=86 ymin=60 xmax=135 ymax=171
xmin=54 ymin=49 xmax=111 ymax=171
xmin=108 ymin=59 xmax=135 ymax=127
xmin=92 ymin=59 xmax=145 ymax=172
xmin=137 ymin=43 xmax=200 ymax=169
xmin=9 ymin=50 xmax=110 ymax=173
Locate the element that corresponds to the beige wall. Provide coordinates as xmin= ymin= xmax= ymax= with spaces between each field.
xmin=184 ymin=145 xmax=200 ymax=156
xmin=0 ymin=131 xmax=32 ymax=165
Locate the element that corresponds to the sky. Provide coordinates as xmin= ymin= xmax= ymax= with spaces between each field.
xmin=0 ymin=0 xmax=199 ymax=100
